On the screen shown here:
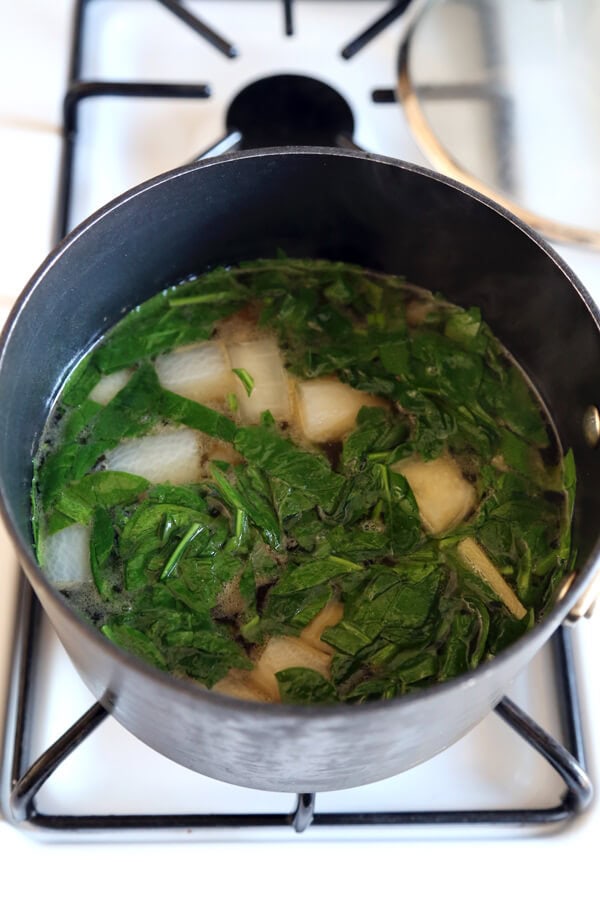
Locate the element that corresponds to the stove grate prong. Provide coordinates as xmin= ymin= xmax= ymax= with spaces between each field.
xmin=291 ymin=792 xmax=315 ymax=833
xmin=372 ymin=88 xmax=397 ymax=104
xmin=283 ymin=0 xmax=294 ymax=36
xmin=155 ymin=0 xmax=238 ymax=58
xmin=196 ymin=130 xmax=243 ymax=161
xmin=341 ymin=0 xmax=414 ymax=60
xmin=9 ymin=700 xmax=109 ymax=824
xmin=57 ymin=78 xmax=211 ymax=242
xmin=495 ymin=697 xmax=593 ymax=814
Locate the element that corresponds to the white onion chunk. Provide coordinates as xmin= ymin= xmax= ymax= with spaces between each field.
xmin=89 ymin=370 xmax=131 ymax=405
xmin=154 ymin=341 xmax=234 ymax=403
xmin=105 ymin=428 xmax=201 ymax=484
xmin=43 ymin=524 xmax=92 ymax=586
xmin=227 ymin=337 xmax=291 ymax=423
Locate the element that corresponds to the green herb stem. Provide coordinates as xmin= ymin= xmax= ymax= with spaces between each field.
xmin=367 ymin=451 xmax=391 ymax=462
xmin=160 ymin=522 xmax=204 ymax=580
xmin=234 ymin=508 xmax=246 ymax=538
xmin=232 ymin=368 xmax=255 ymax=397
xmin=210 ymin=463 xmax=245 ymax=511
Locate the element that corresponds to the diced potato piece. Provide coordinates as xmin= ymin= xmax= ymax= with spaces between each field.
xmin=249 ymin=636 xmax=332 ymax=701
xmin=89 ymin=370 xmax=131 ymax=405
xmin=301 ymin=600 xmax=344 ymax=655
xmin=212 ymin=671 xmax=270 ymax=703
xmin=458 ymin=537 xmax=527 ymax=620
xmin=42 ymin=524 xmax=92 ymax=586
xmin=154 ymin=341 xmax=235 ymax=403
xmin=296 ymin=377 xmax=386 ymax=443
xmin=228 ymin=337 xmax=291 ymax=423
xmin=392 ymin=455 xmax=476 ymax=534
xmin=105 ymin=428 xmax=201 ymax=484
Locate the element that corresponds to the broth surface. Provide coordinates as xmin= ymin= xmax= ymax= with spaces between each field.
xmin=32 ymin=258 xmax=575 ymax=704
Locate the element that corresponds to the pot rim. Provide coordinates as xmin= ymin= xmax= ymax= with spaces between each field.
xmin=1 ymin=145 xmax=599 ymax=721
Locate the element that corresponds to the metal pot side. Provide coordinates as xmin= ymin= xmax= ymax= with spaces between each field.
xmin=1 ymin=148 xmax=599 ymax=791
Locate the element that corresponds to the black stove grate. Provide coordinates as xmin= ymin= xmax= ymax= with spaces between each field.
xmin=1 ymin=0 xmax=594 ymax=839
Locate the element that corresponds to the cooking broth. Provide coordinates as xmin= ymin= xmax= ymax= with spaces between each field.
xmin=32 ymin=258 xmax=575 ymax=704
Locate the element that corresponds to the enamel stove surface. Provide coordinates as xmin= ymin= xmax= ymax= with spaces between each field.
xmin=0 ymin=2 xmax=599 ymax=894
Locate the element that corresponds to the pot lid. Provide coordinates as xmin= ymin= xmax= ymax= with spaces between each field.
xmin=398 ymin=0 xmax=600 ymax=249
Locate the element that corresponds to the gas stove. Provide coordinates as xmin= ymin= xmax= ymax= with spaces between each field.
xmin=0 ymin=0 xmax=599 ymax=889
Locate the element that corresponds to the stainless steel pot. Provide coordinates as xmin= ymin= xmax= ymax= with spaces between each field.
xmin=1 ymin=147 xmax=598 ymax=792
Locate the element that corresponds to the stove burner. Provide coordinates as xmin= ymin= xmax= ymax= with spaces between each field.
xmin=226 ymin=75 xmax=355 ymax=149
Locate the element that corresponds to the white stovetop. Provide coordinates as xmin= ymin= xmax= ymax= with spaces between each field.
xmin=0 ymin=1 xmax=599 ymax=895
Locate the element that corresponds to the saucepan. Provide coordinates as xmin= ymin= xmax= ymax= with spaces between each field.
xmin=0 ymin=147 xmax=599 ymax=791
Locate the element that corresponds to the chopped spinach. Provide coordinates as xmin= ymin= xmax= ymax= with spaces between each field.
xmin=234 ymin=426 xmax=344 ymax=513
xmin=276 ymin=668 xmax=338 ymax=704
xmin=32 ymin=258 xmax=575 ymax=704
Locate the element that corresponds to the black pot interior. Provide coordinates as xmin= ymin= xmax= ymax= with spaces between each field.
xmin=1 ymin=149 xmax=599 ymax=570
